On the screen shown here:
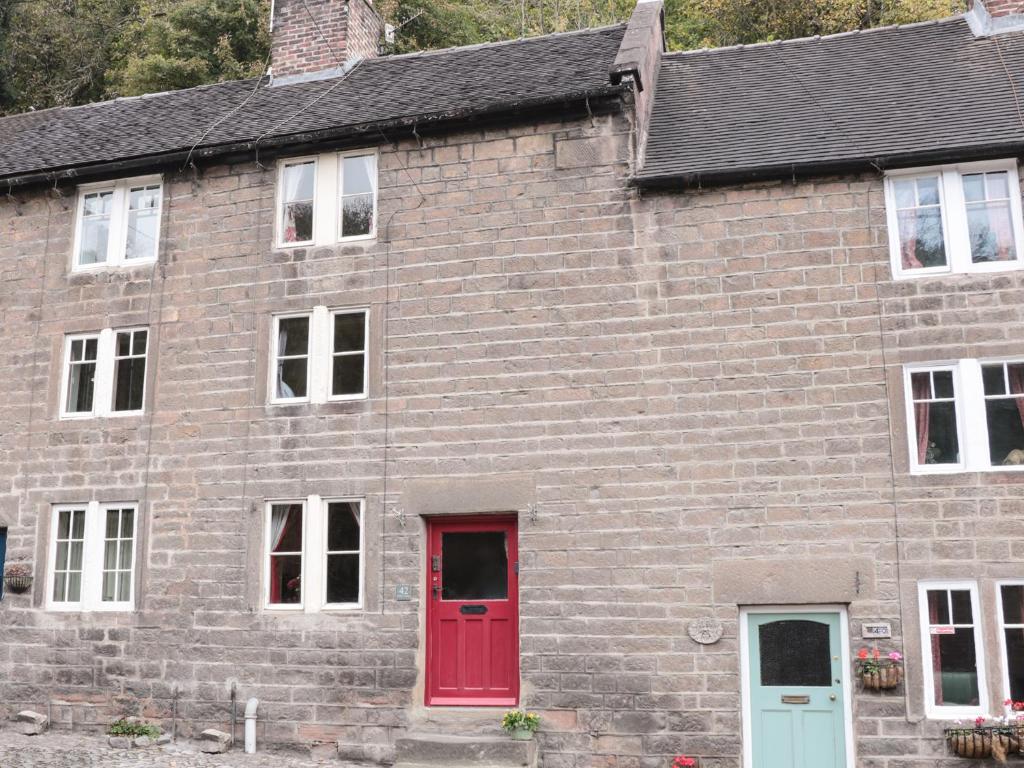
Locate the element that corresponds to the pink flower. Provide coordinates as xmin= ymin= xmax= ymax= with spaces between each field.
xmin=672 ymin=757 xmax=697 ymax=768
xmin=975 ymin=716 xmax=987 ymax=728
xmin=888 ymin=652 xmax=902 ymax=662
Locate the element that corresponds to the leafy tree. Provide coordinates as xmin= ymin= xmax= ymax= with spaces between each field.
xmin=106 ymin=0 xmax=270 ymax=97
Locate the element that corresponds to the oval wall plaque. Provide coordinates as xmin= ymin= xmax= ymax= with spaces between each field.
xmin=688 ymin=617 xmax=724 ymax=645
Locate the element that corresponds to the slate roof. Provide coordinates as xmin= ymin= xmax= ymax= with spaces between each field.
xmin=0 ymin=24 xmax=626 ymax=186
xmin=639 ymin=15 xmax=1024 ymax=186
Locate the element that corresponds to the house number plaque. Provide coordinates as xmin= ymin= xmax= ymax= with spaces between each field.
xmin=688 ymin=617 xmax=724 ymax=645
xmin=862 ymin=622 xmax=892 ymax=639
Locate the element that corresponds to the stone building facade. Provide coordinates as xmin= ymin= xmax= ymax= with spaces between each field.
xmin=1 ymin=1 xmax=1024 ymax=767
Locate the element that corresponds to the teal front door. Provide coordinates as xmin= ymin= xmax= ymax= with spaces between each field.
xmin=747 ymin=612 xmax=848 ymax=768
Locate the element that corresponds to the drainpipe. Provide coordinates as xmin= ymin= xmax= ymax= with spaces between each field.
xmin=244 ymin=698 xmax=259 ymax=754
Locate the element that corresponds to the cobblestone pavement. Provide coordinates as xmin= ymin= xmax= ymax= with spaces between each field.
xmin=0 ymin=730 xmax=344 ymax=767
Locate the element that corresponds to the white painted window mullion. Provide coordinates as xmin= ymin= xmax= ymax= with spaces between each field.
xmin=305 ymin=494 xmax=323 ymax=614
xmin=95 ymin=329 xmax=115 ymax=417
xmin=82 ymin=501 xmax=103 ymax=611
xmin=310 ymin=306 xmax=330 ymax=404
xmin=943 ymin=170 xmax=971 ymax=274
xmin=958 ymin=359 xmax=989 ymax=471
xmin=315 ymin=154 xmax=338 ymax=247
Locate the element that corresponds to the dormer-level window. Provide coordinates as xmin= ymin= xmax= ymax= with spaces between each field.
xmin=885 ymin=160 xmax=1024 ymax=278
xmin=73 ymin=176 xmax=163 ymax=270
xmin=276 ymin=150 xmax=377 ymax=248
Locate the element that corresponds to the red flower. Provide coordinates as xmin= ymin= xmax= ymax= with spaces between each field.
xmin=672 ymin=758 xmax=696 ymax=768
xmin=857 ymin=648 xmax=869 ymax=660
xmin=872 ymin=648 xmax=880 ymax=660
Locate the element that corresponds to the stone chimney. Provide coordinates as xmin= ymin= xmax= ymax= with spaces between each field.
xmin=271 ymin=0 xmax=383 ymax=82
xmin=966 ymin=0 xmax=1024 ymax=34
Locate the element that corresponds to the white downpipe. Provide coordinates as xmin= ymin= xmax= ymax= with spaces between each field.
xmin=244 ymin=698 xmax=259 ymax=754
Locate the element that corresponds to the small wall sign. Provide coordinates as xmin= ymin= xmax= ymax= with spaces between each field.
xmin=862 ymin=622 xmax=892 ymax=639
xmin=688 ymin=617 xmax=724 ymax=645
xmin=930 ymin=625 xmax=955 ymax=635
xmin=395 ymin=585 xmax=413 ymax=602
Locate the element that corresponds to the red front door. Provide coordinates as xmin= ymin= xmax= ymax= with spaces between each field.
xmin=426 ymin=516 xmax=519 ymax=706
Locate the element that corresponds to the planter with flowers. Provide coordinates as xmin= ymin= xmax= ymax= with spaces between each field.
xmin=3 ymin=563 xmax=33 ymax=594
xmin=501 ymin=710 xmax=540 ymax=741
xmin=945 ymin=710 xmax=1024 ymax=763
xmin=855 ymin=648 xmax=903 ymax=691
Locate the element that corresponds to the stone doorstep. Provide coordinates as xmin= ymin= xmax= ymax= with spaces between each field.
xmin=394 ymin=734 xmax=537 ymax=768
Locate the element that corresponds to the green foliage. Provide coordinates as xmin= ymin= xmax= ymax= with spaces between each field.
xmin=0 ymin=0 xmax=967 ymax=115
xmin=107 ymin=0 xmax=270 ymax=97
xmin=108 ymin=719 xmax=161 ymax=738
xmin=501 ymin=709 xmax=541 ymax=733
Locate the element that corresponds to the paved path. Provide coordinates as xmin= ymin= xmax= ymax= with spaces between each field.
xmin=0 ymin=729 xmax=342 ymax=767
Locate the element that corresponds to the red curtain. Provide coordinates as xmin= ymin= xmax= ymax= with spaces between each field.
xmin=914 ymin=375 xmax=931 ymax=465
xmin=269 ymin=509 xmax=301 ymax=604
xmin=929 ymin=592 xmax=944 ymax=706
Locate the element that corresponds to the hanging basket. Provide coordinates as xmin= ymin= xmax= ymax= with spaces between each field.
xmin=860 ymin=664 xmax=903 ymax=691
xmin=946 ymin=727 xmax=1023 ymax=763
xmin=3 ymin=574 xmax=32 ymax=594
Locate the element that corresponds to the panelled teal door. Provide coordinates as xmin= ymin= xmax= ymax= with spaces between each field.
xmin=746 ymin=612 xmax=848 ymax=768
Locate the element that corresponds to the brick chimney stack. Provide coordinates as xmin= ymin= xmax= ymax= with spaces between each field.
xmin=271 ymin=0 xmax=383 ymax=81
xmin=978 ymin=0 xmax=1024 ymax=15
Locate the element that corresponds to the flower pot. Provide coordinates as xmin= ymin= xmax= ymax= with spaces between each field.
xmin=947 ymin=729 xmax=1021 ymax=762
xmin=509 ymin=728 xmax=534 ymax=741
xmin=861 ymin=665 xmax=902 ymax=691
xmin=4 ymin=575 xmax=32 ymax=594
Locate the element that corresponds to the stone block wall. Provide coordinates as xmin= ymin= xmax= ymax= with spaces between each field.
xmin=0 ymin=104 xmax=1021 ymax=768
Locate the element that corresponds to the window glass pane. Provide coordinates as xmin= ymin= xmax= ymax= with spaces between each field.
xmin=126 ymin=207 xmax=160 ymax=260
xmin=342 ymin=155 xmax=375 ymax=196
xmin=897 ymin=208 xmax=947 ymax=269
xmin=83 ymin=191 xmax=113 ymax=216
xmin=114 ymin=354 xmax=146 ymax=412
xmin=758 ymin=620 xmax=832 ymax=687
xmin=962 ymin=173 xmax=986 ymax=203
xmin=933 ymin=371 xmax=955 ymax=399
xmin=341 ymin=193 xmax=374 ymax=237
xmin=915 ymin=401 xmax=959 ymax=465
xmin=84 ymin=338 xmax=98 ymax=359
xmin=58 ymin=510 xmax=70 ymax=539
xmin=117 ymin=571 xmax=131 ymax=602
xmin=79 ymin=216 xmax=110 ymax=265
xmin=278 ymin=317 xmax=309 ymax=357
xmin=277 ymin=359 xmax=308 ymax=399
xmin=333 ymin=313 xmax=365 ymax=353
xmin=71 ymin=510 xmax=85 ymax=539
xmin=270 ymin=504 xmax=303 ymax=553
xmin=118 ymin=540 xmax=132 ymax=569
xmin=984 ymin=364 xmax=1007 ymax=396
xmin=66 ymin=572 xmax=82 ymax=602
xmin=281 ymin=163 xmax=315 ymax=244
xmin=70 ymin=339 xmax=83 ymax=362
xmin=67 ymin=361 xmax=96 ymax=413
xmin=52 ymin=572 xmax=67 ymax=603
xmin=55 ymin=541 xmax=69 ymax=570
xmin=133 ymin=332 xmax=147 ymax=356
xmin=917 ymin=177 xmax=940 ymax=206
xmin=930 ymin=629 xmax=980 ymax=706
xmin=989 ymin=171 xmax=1011 ymax=199
xmin=332 ymin=355 xmax=365 ymax=397
xmin=441 ymin=531 xmax=508 ymax=600
xmin=985 ymin=397 xmax=1024 ymax=465
xmin=894 ymin=179 xmax=915 ymax=208
xmin=269 ymin=554 xmax=302 ymax=604
xmin=1008 ymin=628 xmax=1024 ymax=702
xmin=104 ymin=540 xmax=117 ymax=570
xmin=967 ymin=201 xmax=1016 ymax=263
xmin=121 ymin=509 xmax=134 ymax=538
xmin=69 ymin=541 xmax=83 ymax=570
xmin=102 ymin=571 xmax=117 ymax=602
xmin=326 ymin=553 xmax=360 ymax=604
xmin=928 ymin=589 xmax=951 ymax=625
xmin=1003 ymin=585 xmax=1024 ymax=625
xmin=951 ymin=590 xmax=974 ymax=624
xmin=327 ymin=502 xmax=360 ymax=551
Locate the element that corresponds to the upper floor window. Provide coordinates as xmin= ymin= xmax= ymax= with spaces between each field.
xmin=271 ymin=307 xmax=368 ymax=405
xmin=885 ymin=160 xmax=1024 ymax=279
xmin=905 ymin=358 xmax=1024 ymax=473
xmin=61 ymin=328 xmax=148 ymax=418
xmin=264 ymin=496 xmax=364 ymax=612
xmin=48 ymin=502 xmax=138 ymax=612
xmin=276 ymin=151 xmax=377 ymax=248
xmin=73 ymin=177 xmax=162 ymax=270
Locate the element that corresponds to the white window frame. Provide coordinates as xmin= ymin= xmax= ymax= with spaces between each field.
xmin=72 ymin=176 xmax=163 ymax=271
xmin=276 ymin=157 xmax=318 ymax=249
xmin=997 ymin=580 xmax=1024 ymax=706
xmin=903 ymin=363 xmax=967 ymax=475
xmin=275 ymin=149 xmax=379 ymax=249
xmin=917 ymin=580 xmax=988 ymax=720
xmin=263 ymin=495 xmax=365 ymax=613
xmin=269 ymin=312 xmax=313 ymax=405
xmin=328 ymin=308 xmax=370 ymax=402
xmin=59 ymin=327 xmax=149 ymax=419
xmin=905 ymin=358 xmax=1024 ymax=474
xmin=269 ymin=306 xmax=369 ymax=406
xmin=886 ymin=160 xmax=1024 ymax=279
xmin=47 ymin=501 xmax=138 ymax=613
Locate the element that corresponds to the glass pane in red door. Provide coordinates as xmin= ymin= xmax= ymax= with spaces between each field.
xmin=441 ymin=531 xmax=508 ymax=600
